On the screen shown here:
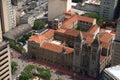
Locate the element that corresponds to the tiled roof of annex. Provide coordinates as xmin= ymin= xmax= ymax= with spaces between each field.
xmin=29 ymin=29 xmax=55 ymax=43
xmin=82 ymin=32 xmax=94 ymax=45
xmin=41 ymin=42 xmax=74 ymax=54
xmin=56 ymin=29 xmax=80 ymax=37
xmin=88 ymin=24 xmax=99 ymax=34
xmin=62 ymin=10 xmax=95 ymax=29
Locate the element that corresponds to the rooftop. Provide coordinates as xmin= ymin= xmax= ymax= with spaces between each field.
xmin=4 ymin=24 xmax=32 ymax=39
xmin=29 ymin=29 xmax=55 ymax=43
xmin=29 ymin=35 xmax=46 ymax=43
xmin=41 ymin=42 xmax=74 ymax=54
xmin=88 ymin=24 xmax=99 ymax=34
xmin=104 ymin=65 xmax=120 ymax=80
xmin=64 ymin=29 xmax=79 ymax=37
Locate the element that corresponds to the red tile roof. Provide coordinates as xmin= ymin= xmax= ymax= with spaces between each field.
xmin=62 ymin=11 xmax=95 ymax=29
xmin=29 ymin=35 xmax=46 ymax=43
xmin=64 ymin=29 xmax=80 ymax=37
xmin=78 ymin=15 xmax=95 ymax=23
xmin=41 ymin=42 xmax=63 ymax=53
xmin=99 ymin=32 xmax=113 ymax=43
xmin=56 ymin=29 xmax=66 ymax=33
xmin=88 ymin=24 xmax=99 ymax=34
xmin=41 ymin=42 xmax=74 ymax=54
xmin=62 ymin=15 xmax=78 ymax=29
xmin=29 ymin=29 xmax=55 ymax=43
xmin=82 ymin=32 xmax=94 ymax=45
xmin=43 ymin=29 xmax=55 ymax=39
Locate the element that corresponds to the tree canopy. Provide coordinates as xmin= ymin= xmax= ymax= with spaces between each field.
xmin=11 ymin=61 xmax=18 ymax=74
xmin=19 ymin=65 xmax=51 ymax=80
xmin=33 ymin=20 xmax=46 ymax=30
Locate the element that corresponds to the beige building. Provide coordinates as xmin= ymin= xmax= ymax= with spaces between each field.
xmin=48 ymin=0 xmax=71 ymax=20
xmin=0 ymin=0 xmax=16 ymax=32
xmin=0 ymin=42 xmax=11 ymax=80
xmin=0 ymin=18 xmax=2 ymax=42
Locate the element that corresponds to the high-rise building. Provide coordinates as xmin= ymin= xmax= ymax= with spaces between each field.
xmin=0 ymin=0 xmax=16 ymax=33
xmin=100 ymin=0 xmax=118 ymax=20
xmin=48 ymin=0 xmax=71 ymax=20
xmin=0 ymin=18 xmax=2 ymax=42
xmin=0 ymin=42 xmax=11 ymax=80
xmin=114 ymin=0 xmax=120 ymax=20
xmin=112 ymin=18 xmax=120 ymax=66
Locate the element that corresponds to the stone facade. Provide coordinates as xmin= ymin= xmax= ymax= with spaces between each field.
xmin=28 ymin=27 xmax=113 ymax=77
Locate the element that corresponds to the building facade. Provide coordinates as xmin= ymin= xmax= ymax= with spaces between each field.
xmin=0 ymin=18 xmax=2 ymax=42
xmin=99 ymin=0 xmax=118 ymax=20
xmin=48 ymin=0 xmax=71 ymax=20
xmin=0 ymin=0 xmax=16 ymax=32
xmin=112 ymin=18 xmax=120 ymax=66
xmin=0 ymin=42 xmax=11 ymax=80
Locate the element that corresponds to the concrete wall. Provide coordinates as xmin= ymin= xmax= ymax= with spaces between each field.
xmin=0 ymin=18 xmax=2 ymax=42
xmin=48 ymin=0 xmax=71 ymax=20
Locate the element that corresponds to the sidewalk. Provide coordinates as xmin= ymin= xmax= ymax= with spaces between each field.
xmin=25 ymin=59 xmax=95 ymax=80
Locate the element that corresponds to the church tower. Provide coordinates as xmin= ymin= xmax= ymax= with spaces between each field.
xmin=89 ymin=37 xmax=101 ymax=77
xmin=73 ymin=32 xmax=83 ymax=72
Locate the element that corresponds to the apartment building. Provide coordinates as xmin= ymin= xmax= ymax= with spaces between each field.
xmin=0 ymin=18 xmax=2 ymax=42
xmin=0 ymin=42 xmax=11 ymax=80
xmin=0 ymin=0 xmax=16 ymax=32
xmin=100 ymin=0 xmax=118 ymax=20
xmin=48 ymin=0 xmax=71 ymax=20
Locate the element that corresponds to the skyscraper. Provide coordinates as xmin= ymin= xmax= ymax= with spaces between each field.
xmin=0 ymin=0 xmax=16 ymax=33
xmin=112 ymin=18 xmax=120 ymax=66
xmin=0 ymin=18 xmax=2 ymax=42
xmin=114 ymin=0 xmax=120 ymax=20
xmin=100 ymin=0 xmax=118 ymax=20
xmin=0 ymin=42 xmax=12 ymax=80
xmin=48 ymin=0 xmax=71 ymax=20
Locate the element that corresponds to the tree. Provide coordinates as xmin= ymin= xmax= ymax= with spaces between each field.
xmin=75 ymin=25 xmax=83 ymax=31
xmin=19 ymin=64 xmax=51 ymax=80
xmin=33 ymin=20 xmax=46 ymax=30
xmin=11 ymin=61 xmax=18 ymax=74
xmin=82 ymin=12 xmax=105 ymax=25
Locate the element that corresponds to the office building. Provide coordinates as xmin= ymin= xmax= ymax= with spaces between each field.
xmin=102 ymin=65 xmax=120 ymax=80
xmin=0 ymin=18 xmax=2 ymax=42
xmin=0 ymin=0 xmax=16 ymax=33
xmin=112 ymin=18 xmax=120 ymax=66
xmin=114 ymin=0 xmax=120 ymax=20
xmin=100 ymin=0 xmax=118 ymax=20
xmin=48 ymin=0 xmax=71 ymax=20
xmin=0 ymin=42 xmax=11 ymax=80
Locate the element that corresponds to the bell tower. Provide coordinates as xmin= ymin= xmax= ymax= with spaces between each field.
xmin=73 ymin=32 xmax=83 ymax=72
